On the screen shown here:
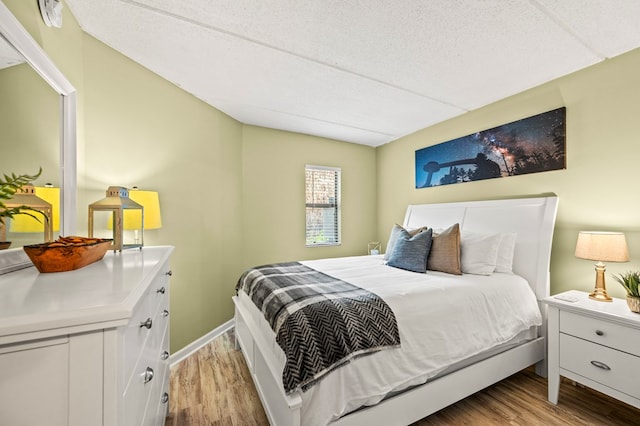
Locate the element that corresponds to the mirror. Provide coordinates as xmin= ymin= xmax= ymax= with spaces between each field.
xmin=0 ymin=42 xmax=60 ymax=247
xmin=0 ymin=2 xmax=76 ymax=270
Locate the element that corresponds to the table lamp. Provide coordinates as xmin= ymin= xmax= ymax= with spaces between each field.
xmin=89 ymin=186 xmax=143 ymax=251
xmin=575 ymin=231 xmax=629 ymax=302
xmin=10 ymin=184 xmax=60 ymax=236
xmin=2 ymin=184 xmax=54 ymax=243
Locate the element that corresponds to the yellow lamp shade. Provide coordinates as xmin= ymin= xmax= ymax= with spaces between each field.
xmin=11 ymin=186 xmax=60 ymax=233
xmin=105 ymin=189 xmax=162 ymax=230
xmin=127 ymin=189 xmax=162 ymax=230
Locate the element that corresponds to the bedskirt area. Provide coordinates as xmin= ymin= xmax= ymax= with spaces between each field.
xmin=235 ymin=255 xmax=542 ymax=426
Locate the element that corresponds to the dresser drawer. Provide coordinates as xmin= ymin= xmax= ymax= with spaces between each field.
xmin=142 ymin=369 xmax=170 ymax=426
xmin=124 ymin=303 xmax=170 ymax=422
xmin=148 ymin=296 xmax=170 ymax=356
xmin=151 ymin=270 xmax=170 ymax=303
xmin=123 ymin=278 xmax=170 ymax=385
xmin=123 ymin=353 xmax=157 ymax=426
xmin=560 ymin=334 xmax=640 ymax=399
xmin=142 ymin=333 xmax=170 ymax=426
xmin=121 ymin=265 xmax=170 ymax=425
xmin=122 ymin=285 xmax=155 ymax=384
xmin=560 ymin=310 xmax=640 ymax=356
xmin=123 ymin=321 xmax=168 ymax=423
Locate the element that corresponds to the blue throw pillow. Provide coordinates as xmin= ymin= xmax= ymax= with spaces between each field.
xmin=387 ymin=228 xmax=433 ymax=273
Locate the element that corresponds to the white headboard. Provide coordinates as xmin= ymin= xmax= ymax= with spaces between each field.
xmin=403 ymin=195 xmax=558 ymax=301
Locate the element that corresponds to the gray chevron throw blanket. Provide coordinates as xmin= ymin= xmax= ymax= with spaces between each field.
xmin=236 ymin=262 xmax=401 ymax=394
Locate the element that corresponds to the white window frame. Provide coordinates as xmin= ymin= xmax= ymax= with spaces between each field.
xmin=305 ymin=165 xmax=341 ymax=247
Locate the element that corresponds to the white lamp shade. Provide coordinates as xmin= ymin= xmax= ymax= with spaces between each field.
xmin=575 ymin=231 xmax=630 ymax=262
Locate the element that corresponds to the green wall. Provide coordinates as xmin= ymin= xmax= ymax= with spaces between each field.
xmin=79 ymin=35 xmax=246 ymax=352
xmin=377 ymin=47 xmax=640 ymax=300
xmin=0 ymin=63 xmax=59 ymax=184
xmin=242 ymin=126 xmax=376 ymax=268
xmin=6 ymin=0 xmax=640 ymax=353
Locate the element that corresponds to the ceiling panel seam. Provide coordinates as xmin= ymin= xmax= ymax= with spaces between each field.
xmin=233 ymin=102 xmax=399 ymax=138
xmin=118 ymin=0 xmax=467 ymax=112
xmin=528 ymin=0 xmax=606 ymax=59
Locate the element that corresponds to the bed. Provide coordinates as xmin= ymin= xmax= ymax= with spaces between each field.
xmin=233 ymin=195 xmax=558 ymax=426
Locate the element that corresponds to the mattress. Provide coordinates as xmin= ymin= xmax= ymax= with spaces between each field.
xmin=236 ymin=254 xmax=542 ymax=426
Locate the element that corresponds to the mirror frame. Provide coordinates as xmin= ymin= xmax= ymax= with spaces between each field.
xmin=0 ymin=1 xmax=76 ymax=272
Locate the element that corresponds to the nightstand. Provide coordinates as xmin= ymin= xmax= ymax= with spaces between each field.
xmin=545 ymin=290 xmax=640 ymax=409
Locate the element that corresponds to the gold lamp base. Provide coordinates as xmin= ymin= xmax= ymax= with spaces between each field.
xmin=589 ymin=288 xmax=612 ymax=302
xmin=589 ymin=261 xmax=613 ymax=302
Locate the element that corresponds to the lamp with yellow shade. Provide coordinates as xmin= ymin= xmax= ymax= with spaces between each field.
xmin=575 ymin=231 xmax=630 ymax=302
xmin=89 ymin=186 xmax=162 ymax=251
xmin=2 ymin=184 xmax=55 ymax=243
xmin=89 ymin=186 xmax=144 ymax=251
xmin=10 ymin=184 xmax=60 ymax=234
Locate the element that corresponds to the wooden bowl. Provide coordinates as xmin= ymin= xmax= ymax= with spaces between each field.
xmin=23 ymin=238 xmax=113 ymax=273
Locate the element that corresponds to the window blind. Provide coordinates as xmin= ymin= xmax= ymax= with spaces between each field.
xmin=305 ymin=165 xmax=341 ymax=246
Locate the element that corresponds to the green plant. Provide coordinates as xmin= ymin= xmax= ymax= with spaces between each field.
xmin=0 ymin=168 xmax=45 ymax=227
xmin=611 ymin=271 xmax=640 ymax=297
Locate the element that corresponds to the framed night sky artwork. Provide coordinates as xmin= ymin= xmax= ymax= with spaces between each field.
xmin=415 ymin=107 xmax=566 ymax=188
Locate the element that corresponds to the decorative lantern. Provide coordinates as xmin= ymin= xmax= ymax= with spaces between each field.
xmin=88 ymin=186 xmax=143 ymax=251
xmin=11 ymin=184 xmax=60 ymax=235
xmin=2 ymin=183 xmax=53 ymax=243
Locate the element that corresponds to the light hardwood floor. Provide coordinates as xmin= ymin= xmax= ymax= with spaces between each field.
xmin=166 ymin=330 xmax=640 ymax=425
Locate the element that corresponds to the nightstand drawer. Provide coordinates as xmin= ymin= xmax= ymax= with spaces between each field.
xmin=560 ymin=310 xmax=640 ymax=356
xmin=560 ymin=334 xmax=640 ymax=399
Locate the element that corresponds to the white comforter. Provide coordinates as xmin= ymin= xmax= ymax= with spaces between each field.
xmin=239 ymin=255 xmax=542 ymax=425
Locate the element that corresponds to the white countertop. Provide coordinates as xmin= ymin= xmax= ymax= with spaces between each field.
xmin=0 ymin=245 xmax=174 ymax=344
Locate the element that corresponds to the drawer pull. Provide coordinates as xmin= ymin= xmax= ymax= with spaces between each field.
xmin=157 ymin=286 xmax=166 ymax=294
xmin=590 ymin=360 xmax=611 ymax=371
xmin=161 ymin=350 xmax=170 ymax=360
xmin=143 ymin=366 xmax=154 ymax=383
xmin=595 ymin=330 xmax=604 ymax=336
xmin=161 ymin=392 xmax=169 ymax=404
xmin=165 ymin=270 xmax=173 ymax=277
xmin=139 ymin=318 xmax=153 ymax=329
xmin=162 ymin=309 xmax=169 ymax=318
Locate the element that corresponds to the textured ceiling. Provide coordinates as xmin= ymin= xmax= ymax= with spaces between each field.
xmin=65 ymin=0 xmax=640 ymax=146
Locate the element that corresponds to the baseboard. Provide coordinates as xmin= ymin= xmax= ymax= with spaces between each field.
xmin=169 ymin=319 xmax=235 ymax=367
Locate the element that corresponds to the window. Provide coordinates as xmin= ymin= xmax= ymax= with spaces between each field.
xmin=305 ymin=165 xmax=341 ymax=246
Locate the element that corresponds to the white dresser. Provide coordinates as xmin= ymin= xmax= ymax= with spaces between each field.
xmin=545 ymin=290 xmax=640 ymax=409
xmin=0 ymin=245 xmax=174 ymax=426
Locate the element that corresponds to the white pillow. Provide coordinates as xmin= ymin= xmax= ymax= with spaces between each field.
xmin=494 ymin=233 xmax=517 ymax=274
xmin=460 ymin=232 xmax=501 ymax=275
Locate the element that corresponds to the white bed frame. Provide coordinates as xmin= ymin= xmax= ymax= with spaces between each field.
xmin=233 ymin=195 xmax=558 ymax=426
